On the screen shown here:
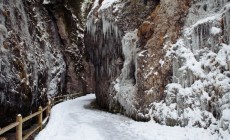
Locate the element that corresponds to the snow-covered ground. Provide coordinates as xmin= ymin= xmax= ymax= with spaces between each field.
xmin=35 ymin=94 xmax=222 ymax=140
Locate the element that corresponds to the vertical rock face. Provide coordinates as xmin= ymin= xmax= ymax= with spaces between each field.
xmin=85 ymin=15 xmax=123 ymax=112
xmin=85 ymin=0 xmax=157 ymax=118
xmin=44 ymin=0 xmax=94 ymax=94
xmin=0 ymin=0 xmax=229 ymax=135
xmin=0 ymin=0 xmax=65 ymax=127
xmin=85 ymin=0 xmax=124 ymax=112
xmin=85 ymin=0 xmax=190 ymax=120
xmin=0 ymin=0 xmax=92 ymax=127
xmin=136 ymin=0 xmax=191 ymax=116
xmin=85 ymin=0 xmax=230 ymax=134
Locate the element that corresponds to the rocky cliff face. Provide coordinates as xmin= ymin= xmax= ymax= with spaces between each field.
xmin=0 ymin=0 xmax=93 ymax=127
xmin=85 ymin=0 xmax=190 ymax=119
xmin=152 ymin=0 xmax=230 ymax=132
xmin=85 ymin=0 xmax=230 ymax=135
xmin=85 ymin=0 xmax=159 ymax=119
xmin=1 ymin=0 xmax=230 ymax=137
xmin=44 ymin=0 xmax=95 ymax=95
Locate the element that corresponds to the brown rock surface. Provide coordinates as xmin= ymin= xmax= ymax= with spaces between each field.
xmin=136 ymin=0 xmax=191 ymax=112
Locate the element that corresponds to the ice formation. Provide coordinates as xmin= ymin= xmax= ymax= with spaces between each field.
xmin=86 ymin=0 xmax=122 ymax=41
xmin=86 ymin=0 xmax=141 ymax=116
xmin=114 ymin=30 xmax=138 ymax=116
xmin=85 ymin=1 xmax=230 ymax=136
xmin=151 ymin=0 xmax=230 ymax=136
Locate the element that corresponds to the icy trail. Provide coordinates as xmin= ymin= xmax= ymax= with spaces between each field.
xmin=35 ymin=94 xmax=218 ymax=140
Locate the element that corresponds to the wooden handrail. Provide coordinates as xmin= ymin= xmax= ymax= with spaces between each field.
xmin=22 ymin=112 xmax=40 ymax=123
xmin=22 ymin=125 xmax=40 ymax=140
xmin=42 ymin=106 xmax=48 ymax=112
xmin=0 ymin=122 xmax=19 ymax=135
xmin=0 ymin=92 xmax=82 ymax=139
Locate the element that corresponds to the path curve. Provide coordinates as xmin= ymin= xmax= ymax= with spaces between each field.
xmin=36 ymin=94 xmax=216 ymax=140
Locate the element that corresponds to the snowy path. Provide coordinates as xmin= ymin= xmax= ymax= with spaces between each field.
xmin=36 ymin=94 xmax=217 ymax=140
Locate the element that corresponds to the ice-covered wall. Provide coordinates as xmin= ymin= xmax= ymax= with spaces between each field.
xmin=0 ymin=0 xmax=92 ymax=127
xmin=86 ymin=0 xmax=123 ymax=41
xmin=135 ymin=0 xmax=191 ymax=121
xmin=86 ymin=1 xmax=230 ymax=136
xmin=152 ymin=0 xmax=230 ymax=135
xmin=86 ymin=11 xmax=148 ymax=117
xmin=85 ymin=0 xmax=124 ymax=111
xmin=85 ymin=0 xmax=162 ymax=120
xmin=0 ymin=0 xmax=67 ymax=126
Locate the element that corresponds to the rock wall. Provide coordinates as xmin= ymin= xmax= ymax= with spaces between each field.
xmin=1 ymin=0 xmax=229 ymax=136
xmin=43 ymin=0 xmax=95 ymax=95
xmin=85 ymin=0 xmax=157 ymax=119
xmin=85 ymin=0 xmax=190 ymax=120
xmin=152 ymin=0 xmax=230 ymax=133
xmin=0 ymin=0 xmax=93 ymax=127
xmin=136 ymin=0 xmax=191 ymax=118
xmin=85 ymin=0 xmax=230 ymax=136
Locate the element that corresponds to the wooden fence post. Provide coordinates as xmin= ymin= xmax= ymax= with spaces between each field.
xmin=38 ymin=106 xmax=43 ymax=130
xmin=16 ymin=114 xmax=22 ymax=140
xmin=49 ymin=101 xmax=51 ymax=114
xmin=51 ymin=98 xmax=54 ymax=106
xmin=46 ymin=102 xmax=50 ymax=117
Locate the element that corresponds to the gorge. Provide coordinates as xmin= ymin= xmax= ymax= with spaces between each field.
xmin=0 ymin=0 xmax=230 ymax=138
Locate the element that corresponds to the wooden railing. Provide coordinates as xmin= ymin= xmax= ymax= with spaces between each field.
xmin=0 ymin=93 xmax=82 ymax=140
xmin=52 ymin=93 xmax=80 ymax=105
